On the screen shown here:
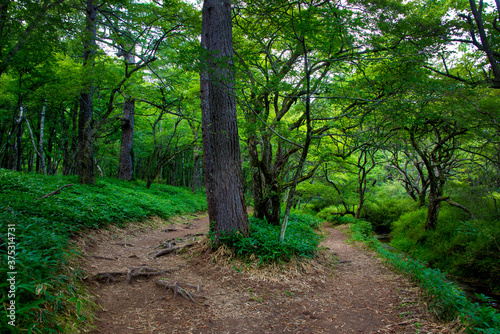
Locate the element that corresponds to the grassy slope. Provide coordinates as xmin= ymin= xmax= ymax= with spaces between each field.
xmin=0 ymin=169 xmax=207 ymax=333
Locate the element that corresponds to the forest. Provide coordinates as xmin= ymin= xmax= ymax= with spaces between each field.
xmin=1 ymin=0 xmax=500 ymax=332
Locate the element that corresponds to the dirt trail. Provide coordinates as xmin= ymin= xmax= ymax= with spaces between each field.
xmin=78 ymin=214 xmax=450 ymax=333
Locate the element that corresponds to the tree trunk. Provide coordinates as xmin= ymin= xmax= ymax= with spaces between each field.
xmin=62 ymin=101 xmax=78 ymax=175
xmin=425 ymin=176 xmax=445 ymax=230
xmin=425 ymin=189 xmax=442 ymax=230
xmin=200 ymin=0 xmax=249 ymax=242
xmin=38 ymin=104 xmax=47 ymax=174
xmin=77 ymin=0 xmax=97 ymax=184
xmin=355 ymin=169 xmax=366 ymax=219
xmin=15 ymin=106 xmax=24 ymax=172
xmin=247 ymin=129 xmax=266 ymax=219
xmin=118 ymin=97 xmax=135 ymax=180
xmin=118 ymin=51 xmax=135 ymax=181
xmin=191 ymin=145 xmax=202 ymax=192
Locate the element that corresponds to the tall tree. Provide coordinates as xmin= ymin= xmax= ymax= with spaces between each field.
xmin=200 ymin=0 xmax=249 ymax=241
xmin=118 ymin=52 xmax=135 ymax=180
xmin=77 ymin=0 xmax=97 ymax=184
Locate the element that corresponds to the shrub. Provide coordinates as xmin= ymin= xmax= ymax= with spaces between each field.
xmin=350 ymin=220 xmax=373 ymax=240
xmin=362 ymin=196 xmax=416 ymax=233
xmin=214 ymin=213 xmax=322 ymax=263
xmin=317 ymin=205 xmax=353 ymax=222
xmin=390 ymin=208 xmax=427 ymax=252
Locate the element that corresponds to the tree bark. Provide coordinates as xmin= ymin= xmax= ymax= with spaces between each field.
xmin=425 ymin=179 xmax=444 ymax=230
xmin=77 ymin=0 xmax=97 ymax=184
xmin=62 ymin=101 xmax=78 ymax=175
xmin=118 ymin=97 xmax=135 ymax=180
xmin=15 ymin=106 xmax=24 ymax=172
xmin=117 ymin=46 xmax=136 ymax=181
xmin=200 ymin=0 xmax=249 ymax=242
xmin=191 ymin=145 xmax=202 ymax=192
xmin=38 ymin=104 xmax=47 ymax=174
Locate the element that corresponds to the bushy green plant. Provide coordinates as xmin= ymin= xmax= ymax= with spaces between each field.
xmin=362 ymin=196 xmax=416 ymax=233
xmin=214 ymin=213 xmax=322 ymax=263
xmin=317 ymin=205 xmax=353 ymax=223
xmin=390 ymin=208 xmax=427 ymax=252
xmin=0 ymin=169 xmax=207 ymax=333
xmin=350 ymin=220 xmax=373 ymax=240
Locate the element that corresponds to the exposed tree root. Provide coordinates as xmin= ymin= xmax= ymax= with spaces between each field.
xmin=152 ymin=243 xmax=198 ymax=258
xmin=94 ymin=266 xmax=168 ymax=283
xmin=151 ymin=235 xmax=204 ymax=258
xmin=156 ymin=279 xmax=207 ymax=304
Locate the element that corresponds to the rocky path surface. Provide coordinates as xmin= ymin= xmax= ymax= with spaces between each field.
xmin=77 ymin=214 xmax=450 ymax=333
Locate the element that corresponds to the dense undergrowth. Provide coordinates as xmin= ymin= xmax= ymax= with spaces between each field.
xmin=214 ymin=213 xmax=322 ymax=264
xmin=347 ymin=218 xmax=500 ymax=334
xmin=391 ymin=207 xmax=500 ymax=294
xmin=0 ymin=169 xmax=207 ymax=333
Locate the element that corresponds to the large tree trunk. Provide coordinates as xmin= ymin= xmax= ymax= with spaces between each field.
xmin=78 ymin=93 xmax=95 ymax=183
xmin=200 ymin=0 xmax=249 ymax=242
xmin=118 ymin=97 xmax=135 ymax=180
xmin=118 ymin=51 xmax=135 ymax=180
xmin=77 ymin=0 xmax=97 ymax=184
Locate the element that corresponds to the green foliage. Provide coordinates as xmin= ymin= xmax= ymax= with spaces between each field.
xmin=0 ymin=169 xmax=207 ymax=333
xmin=390 ymin=205 xmax=500 ymax=292
xmin=391 ymin=208 xmax=428 ymax=252
xmin=296 ymin=182 xmax=339 ymax=212
xmin=350 ymin=220 xmax=374 ymax=240
xmin=319 ymin=212 xmax=358 ymax=226
xmin=362 ymin=193 xmax=417 ymax=233
xmin=350 ymin=222 xmax=500 ymax=333
xmin=213 ymin=213 xmax=322 ymax=264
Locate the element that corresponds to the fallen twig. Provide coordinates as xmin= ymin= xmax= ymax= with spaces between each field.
xmin=36 ymin=184 xmax=74 ymax=201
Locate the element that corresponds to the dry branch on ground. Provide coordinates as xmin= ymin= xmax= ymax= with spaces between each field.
xmin=36 ymin=184 xmax=74 ymax=201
